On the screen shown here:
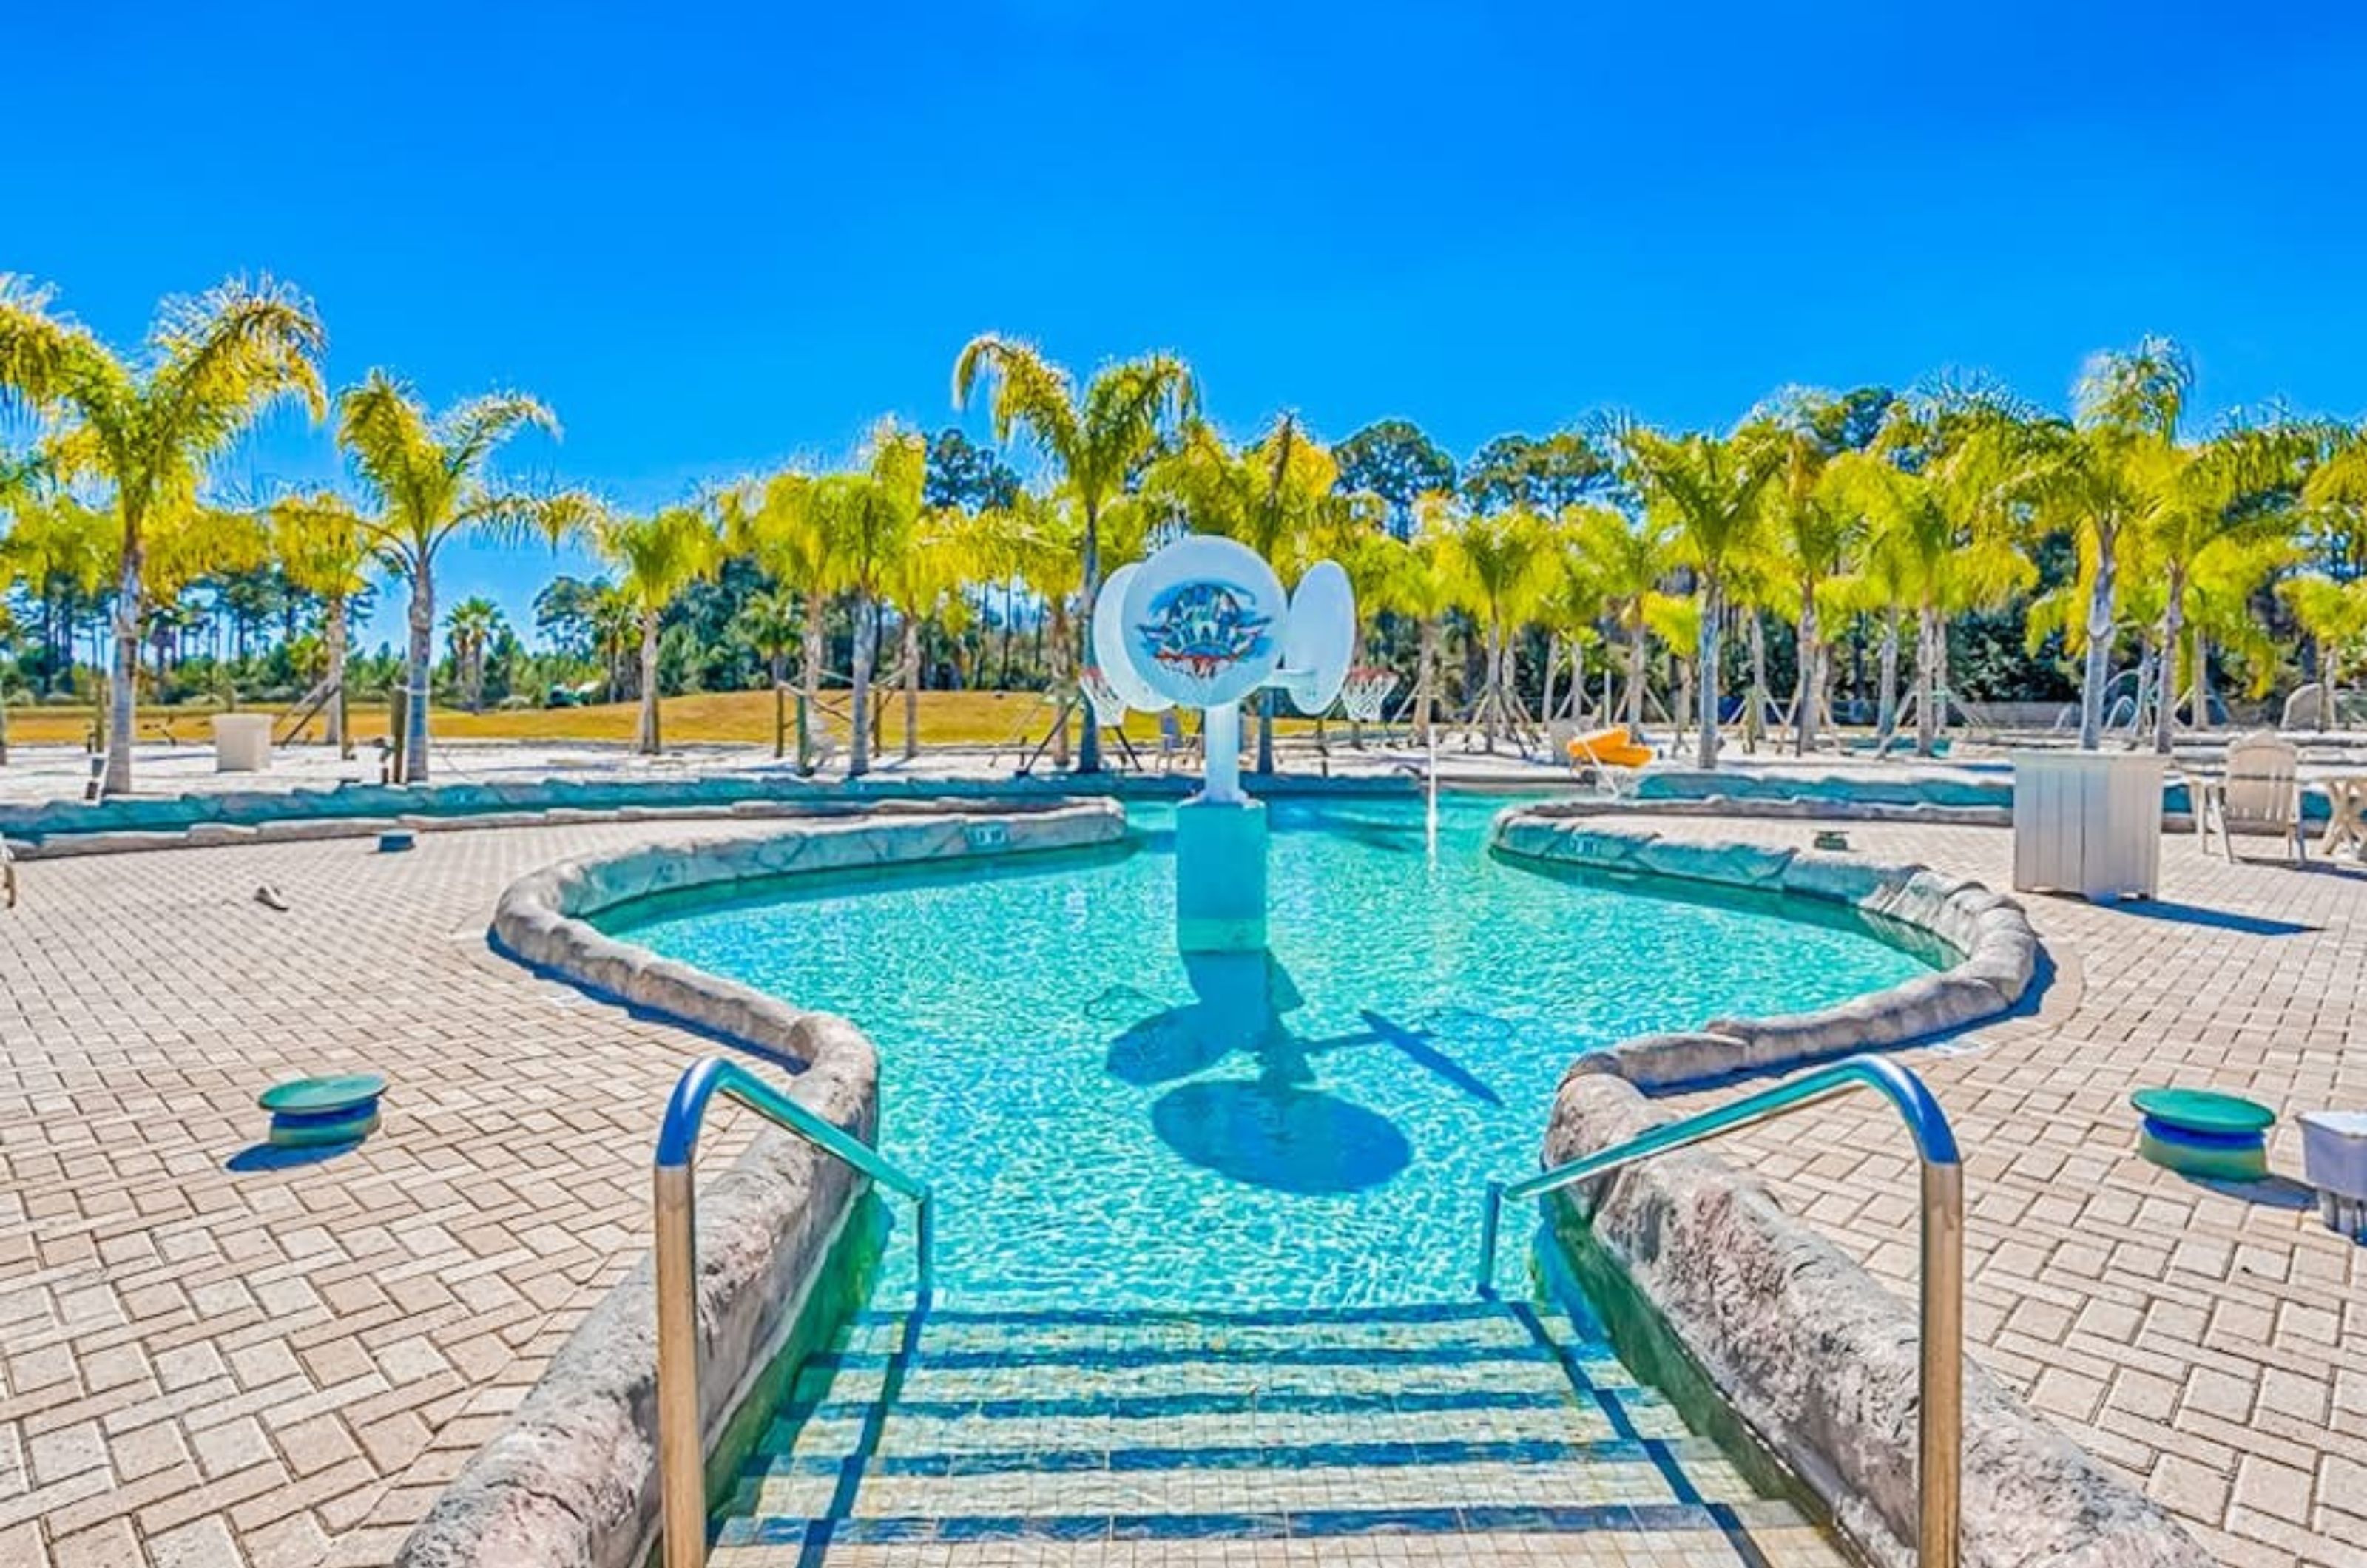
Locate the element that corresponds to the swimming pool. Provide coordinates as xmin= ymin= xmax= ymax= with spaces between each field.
xmin=601 ymin=795 xmax=1942 ymax=1311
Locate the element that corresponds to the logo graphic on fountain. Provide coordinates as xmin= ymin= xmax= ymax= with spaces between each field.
xmin=1135 ymin=580 xmax=1273 ymax=682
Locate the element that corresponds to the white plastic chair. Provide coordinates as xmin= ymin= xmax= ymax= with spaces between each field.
xmin=2196 ymin=731 xmax=2306 ymax=864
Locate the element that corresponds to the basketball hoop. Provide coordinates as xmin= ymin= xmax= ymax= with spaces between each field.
xmin=1341 ymin=665 xmax=1399 ymax=725
xmin=1078 ymin=666 xmax=1130 ymax=727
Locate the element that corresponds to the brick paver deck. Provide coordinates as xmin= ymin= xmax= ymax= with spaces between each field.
xmin=0 ymin=813 xmax=2361 ymax=1566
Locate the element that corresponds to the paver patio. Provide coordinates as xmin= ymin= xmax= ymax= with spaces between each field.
xmin=0 ymin=809 xmax=2360 ymax=1567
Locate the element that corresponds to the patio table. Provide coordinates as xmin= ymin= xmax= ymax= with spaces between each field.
xmin=2319 ymin=774 xmax=2367 ymax=857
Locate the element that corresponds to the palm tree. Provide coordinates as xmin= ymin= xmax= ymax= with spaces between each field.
xmin=0 ymin=274 xmax=326 ymax=792
xmin=1532 ymin=527 xmax=1606 ymax=729
xmin=445 ymin=597 xmax=502 ymax=714
xmin=337 ymin=370 xmax=593 ymax=780
xmin=1369 ymin=524 xmax=1462 ymax=743
xmin=1620 ymin=428 xmax=1776 ymax=767
xmin=953 ymin=335 xmax=1195 ymax=773
xmin=1642 ymin=592 xmax=1702 ymax=750
xmin=590 ymin=504 xmax=722 ymax=754
xmin=1567 ymin=504 xmax=1677 ymax=738
xmin=1433 ymin=498 xmax=1553 ymax=751
xmin=2133 ymin=418 xmax=2311 ymax=750
xmin=2031 ymin=336 xmax=2195 ymax=749
xmin=269 ymin=492 xmax=376 ymax=753
xmin=723 ymin=470 xmax=832 ymax=771
xmin=976 ymin=488 xmax=1098 ymax=768
xmin=2281 ymin=575 xmax=2367 ymax=727
xmin=732 ymin=587 xmax=805 ymax=758
xmin=811 ymin=422 xmax=925 ymax=777
xmin=881 ymin=506 xmax=991 ymax=762
xmin=1826 ymin=425 xmax=2032 ymax=757
xmin=1744 ymin=396 xmax=1864 ymax=754
xmin=590 ymin=584 xmax=638 ymax=703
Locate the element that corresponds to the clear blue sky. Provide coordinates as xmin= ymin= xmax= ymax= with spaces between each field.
xmin=14 ymin=1 xmax=2366 ymax=646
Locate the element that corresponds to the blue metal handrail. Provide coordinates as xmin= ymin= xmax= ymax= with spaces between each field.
xmin=1475 ymin=1053 xmax=1962 ymax=1568
xmin=651 ymin=1056 xmax=933 ymax=1568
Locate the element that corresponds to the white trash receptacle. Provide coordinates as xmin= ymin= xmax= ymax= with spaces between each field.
xmin=2011 ymin=751 xmax=2165 ymax=901
xmin=212 ymin=714 xmax=274 ymax=773
xmin=2301 ymin=1110 xmax=2367 ymax=1242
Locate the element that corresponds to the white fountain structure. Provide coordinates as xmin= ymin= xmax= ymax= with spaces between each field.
xmin=1090 ymin=533 xmax=1354 ymax=953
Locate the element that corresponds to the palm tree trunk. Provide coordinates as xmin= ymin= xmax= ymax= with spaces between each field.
xmin=1255 ymin=694 xmax=1275 ymax=774
xmin=1876 ymin=607 xmax=1900 ymax=750
xmin=1745 ymin=610 xmax=1768 ymax=754
xmin=1540 ymin=635 xmax=1560 ymax=729
xmin=1047 ymin=600 xmax=1072 ymax=768
xmin=327 ymin=596 xmax=351 ymax=757
xmin=1481 ymin=622 xmax=1502 ymax=753
xmin=2193 ymin=629 xmax=2214 ymax=730
xmin=902 ymin=612 xmax=923 ymax=761
xmin=403 ymin=565 xmax=434 ymax=783
xmin=1695 ymin=577 xmax=1721 ymax=769
xmin=1915 ymin=601 xmax=1940 ymax=757
xmin=1625 ymin=616 xmax=1647 ymax=738
xmin=1794 ymin=585 xmax=1818 ymax=756
xmin=103 ymin=537 xmax=143 ymax=796
xmin=2153 ymin=570 xmax=2186 ymax=754
xmin=999 ymin=584 xmax=1016 ymax=689
xmin=1077 ymin=502 xmax=1102 ymax=775
xmin=1675 ymin=653 xmax=1695 ymax=753
xmin=1415 ymin=619 xmax=1439 ymax=742
xmin=800 ymin=589 xmax=825 ymax=771
xmin=771 ymin=650 xmax=787 ymax=760
xmin=1935 ymin=614 xmax=1953 ymax=737
xmin=849 ymin=593 xmax=875 ymax=777
xmin=636 ymin=612 xmax=661 ymax=754
xmin=2079 ymin=524 xmax=2118 ymax=751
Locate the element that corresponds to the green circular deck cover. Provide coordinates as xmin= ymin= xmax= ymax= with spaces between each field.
xmin=2130 ymin=1087 xmax=2275 ymax=1135
xmin=258 ymin=1073 xmax=387 ymax=1115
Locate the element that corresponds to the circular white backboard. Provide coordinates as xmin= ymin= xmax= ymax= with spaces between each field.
xmin=1278 ymin=559 xmax=1355 ymax=714
xmin=1090 ymin=563 xmax=1172 ymax=713
xmin=1118 ymin=535 xmax=1286 ymax=709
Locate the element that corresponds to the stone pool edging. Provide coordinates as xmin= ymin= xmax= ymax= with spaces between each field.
xmin=396 ymin=801 xmax=1127 ymax=1568
xmin=0 ymin=769 xmax=1420 ymax=856
xmin=1500 ymin=809 xmax=2204 ymax=1564
xmin=1490 ymin=809 xmax=2041 ymax=1089
xmin=1545 ymin=1075 xmax=2214 ymax=1568
xmin=0 ymin=783 xmax=1118 ymax=861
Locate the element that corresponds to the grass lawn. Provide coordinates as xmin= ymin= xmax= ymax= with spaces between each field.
xmin=1 ymin=689 xmax=1328 ymax=749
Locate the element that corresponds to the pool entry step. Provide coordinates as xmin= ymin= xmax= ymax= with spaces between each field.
xmin=709 ymin=1299 xmax=1846 ymax=1565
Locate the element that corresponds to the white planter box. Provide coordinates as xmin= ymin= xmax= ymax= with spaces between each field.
xmin=2303 ymin=1111 xmax=2367 ymax=1243
xmin=211 ymin=714 xmax=274 ymax=774
xmin=2011 ymin=751 xmax=2165 ymax=901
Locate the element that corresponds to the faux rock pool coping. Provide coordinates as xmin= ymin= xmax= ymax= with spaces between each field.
xmin=1547 ymin=1077 xmax=2214 ymax=1568
xmin=1495 ymin=810 xmax=2208 ymax=1565
xmin=395 ymin=800 xmax=1127 ymax=1568
xmin=1490 ymin=808 xmax=2042 ymax=1089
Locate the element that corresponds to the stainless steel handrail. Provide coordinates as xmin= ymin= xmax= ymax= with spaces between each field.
xmin=1476 ymin=1054 xmax=1962 ymax=1568
xmin=652 ymin=1056 xmax=934 ymax=1568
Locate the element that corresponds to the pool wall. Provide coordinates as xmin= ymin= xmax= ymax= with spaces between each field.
xmin=1491 ymin=810 xmax=2040 ymax=1089
xmin=396 ymin=801 xmax=1125 ymax=1568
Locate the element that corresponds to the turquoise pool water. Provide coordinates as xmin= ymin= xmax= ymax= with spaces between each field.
xmin=602 ymin=797 xmax=1942 ymax=1311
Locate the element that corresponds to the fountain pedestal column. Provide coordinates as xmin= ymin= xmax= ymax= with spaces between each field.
xmin=1175 ymin=798 xmax=1269 ymax=953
